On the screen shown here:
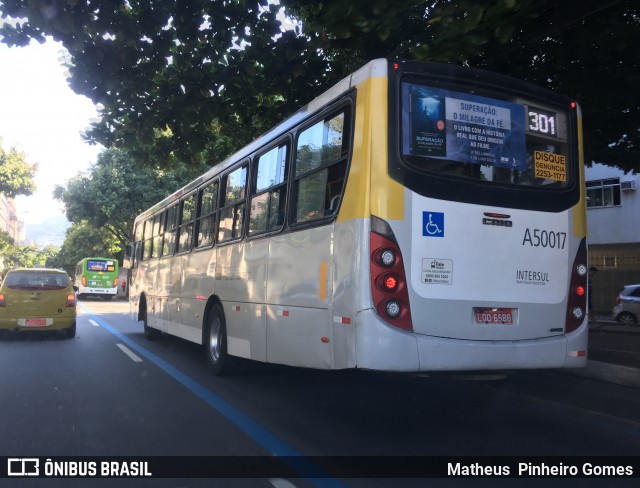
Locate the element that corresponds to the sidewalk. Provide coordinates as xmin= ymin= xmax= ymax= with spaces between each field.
xmin=563 ymin=315 xmax=640 ymax=388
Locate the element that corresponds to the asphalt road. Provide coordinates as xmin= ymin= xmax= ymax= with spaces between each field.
xmin=1 ymin=300 xmax=639 ymax=487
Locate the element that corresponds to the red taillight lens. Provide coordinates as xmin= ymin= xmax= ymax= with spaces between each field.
xmin=0 ymin=293 xmax=5 ymax=307
xmin=566 ymin=238 xmax=588 ymax=333
xmin=66 ymin=294 xmax=77 ymax=308
xmin=370 ymin=218 xmax=412 ymax=332
xmin=113 ymin=277 xmax=119 ymax=287
xmin=616 ymin=296 xmax=621 ymax=305
xmin=378 ymin=273 xmax=399 ymax=292
xmin=82 ymin=276 xmax=87 ymax=287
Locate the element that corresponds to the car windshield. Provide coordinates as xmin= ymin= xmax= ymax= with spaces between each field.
xmin=4 ymin=272 xmax=69 ymax=291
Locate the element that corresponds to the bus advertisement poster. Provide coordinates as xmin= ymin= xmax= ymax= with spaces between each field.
xmin=402 ymin=84 xmax=527 ymax=171
xmin=408 ymin=87 xmax=447 ymax=157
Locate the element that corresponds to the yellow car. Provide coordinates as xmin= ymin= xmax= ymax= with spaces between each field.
xmin=0 ymin=268 xmax=77 ymax=339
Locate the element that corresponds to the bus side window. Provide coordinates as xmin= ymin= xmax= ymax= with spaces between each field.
xmin=151 ymin=212 xmax=165 ymax=258
xmin=143 ymin=218 xmax=153 ymax=260
xmin=196 ymin=180 xmax=218 ymax=248
xmin=249 ymin=142 xmax=289 ymax=236
xmin=218 ymin=164 xmax=248 ymax=243
xmin=163 ymin=204 xmax=179 ymax=256
xmin=293 ymin=110 xmax=349 ymax=224
xmin=132 ymin=222 xmax=143 ymax=267
xmin=177 ymin=193 xmax=196 ymax=253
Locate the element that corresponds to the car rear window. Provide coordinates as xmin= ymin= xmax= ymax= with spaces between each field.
xmin=4 ymin=272 xmax=70 ymax=290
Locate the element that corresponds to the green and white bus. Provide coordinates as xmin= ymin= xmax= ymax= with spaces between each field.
xmin=75 ymin=257 xmax=119 ymax=300
xmin=127 ymin=59 xmax=588 ymax=375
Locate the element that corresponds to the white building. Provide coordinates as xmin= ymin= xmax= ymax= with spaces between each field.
xmin=585 ymin=162 xmax=640 ymax=313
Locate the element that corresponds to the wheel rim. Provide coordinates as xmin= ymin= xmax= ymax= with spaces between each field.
xmin=209 ymin=317 xmax=222 ymax=363
xmin=618 ymin=313 xmax=636 ymax=325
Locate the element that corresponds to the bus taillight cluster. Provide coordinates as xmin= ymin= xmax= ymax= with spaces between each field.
xmin=565 ymin=238 xmax=588 ymax=333
xmin=370 ymin=217 xmax=412 ymax=332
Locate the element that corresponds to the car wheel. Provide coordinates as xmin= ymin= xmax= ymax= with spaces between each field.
xmin=204 ymin=304 xmax=235 ymax=376
xmin=616 ymin=312 xmax=637 ymax=326
xmin=65 ymin=322 xmax=76 ymax=339
xmin=142 ymin=305 xmax=161 ymax=340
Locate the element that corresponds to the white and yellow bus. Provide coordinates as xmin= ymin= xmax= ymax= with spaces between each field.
xmin=127 ymin=59 xmax=588 ymax=375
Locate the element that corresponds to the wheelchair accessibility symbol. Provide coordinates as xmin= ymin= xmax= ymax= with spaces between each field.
xmin=423 ymin=211 xmax=444 ymax=237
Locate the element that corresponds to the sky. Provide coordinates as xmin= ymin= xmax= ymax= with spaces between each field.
xmin=0 ymin=38 xmax=102 ymax=233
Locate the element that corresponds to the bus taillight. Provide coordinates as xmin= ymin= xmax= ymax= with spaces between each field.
xmin=565 ymin=238 xmax=588 ymax=333
xmin=113 ymin=277 xmax=119 ymax=287
xmin=370 ymin=216 xmax=412 ymax=332
xmin=380 ymin=274 xmax=399 ymax=292
xmin=82 ymin=276 xmax=87 ymax=287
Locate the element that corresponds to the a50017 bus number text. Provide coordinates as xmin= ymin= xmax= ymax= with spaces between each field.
xmin=522 ymin=228 xmax=567 ymax=249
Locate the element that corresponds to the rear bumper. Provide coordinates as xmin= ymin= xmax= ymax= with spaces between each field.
xmin=79 ymin=287 xmax=117 ymax=295
xmin=0 ymin=316 xmax=76 ymax=331
xmin=355 ymin=309 xmax=588 ymax=372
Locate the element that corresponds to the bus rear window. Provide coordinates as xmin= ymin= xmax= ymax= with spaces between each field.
xmin=400 ymin=81 xmax=573 ymax=188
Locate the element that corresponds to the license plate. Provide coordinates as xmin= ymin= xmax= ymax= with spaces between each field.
xmin=24 ymin=319 xmax=47 ymax=327
xmin=474 ymin=308 xmax=514 ymax=324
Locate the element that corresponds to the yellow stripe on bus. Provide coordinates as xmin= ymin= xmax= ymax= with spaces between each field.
xmin=338 ymin=76 xmax=404 ymax=223
xmin=573 ymin=110 xmax=587 ymax=238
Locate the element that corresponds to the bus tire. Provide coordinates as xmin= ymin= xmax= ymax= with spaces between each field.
xmin=205 ymin=304 xmax=234 ymax=376
xmin=142 ymin=304 xmax=161 ymax=340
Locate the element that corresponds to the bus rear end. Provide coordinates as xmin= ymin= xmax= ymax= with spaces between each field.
xmin=76 ymin=258 xmax=119 ymax=300
xmin=358 ymin=60 xmax=587 ymax=372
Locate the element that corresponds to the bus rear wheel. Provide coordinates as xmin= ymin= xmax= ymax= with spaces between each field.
xmin=205 ymin=304 xmax=234 ymax=376
xmin=142 ymin=304 xmax=161 ymax=340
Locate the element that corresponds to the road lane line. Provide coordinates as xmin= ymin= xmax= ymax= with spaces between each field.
xmin=89 ymin=320 xmax=100 ymax=327
xmin=82 ymin=307 xmax=345 ymax=488
xmin=116 ymin=343 xmax=143 ymax=363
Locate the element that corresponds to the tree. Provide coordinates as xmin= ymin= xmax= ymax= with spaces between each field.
xmin=0 ymin=229 xmax=52 ymax=272
xmin=1 ymin=1 xmax=638 ymax=172
xmin=53 ymin=148 xmax=200 ymax=249
xmin=41 ymin=243 xmax=60 ymax=266
xmin=3 ymin=243 xmax=46 ymax=269
xmin=0 ymin=137 xmax=38 ymax=197
xmin=284 ymin=0 xmax=640 ymax=172
xmin=0 ymin=229 xmax=15 ymax=273
xmin=0 ymin=0 xmax=323 ymax=168
xmin=48 ymin=222 xmax=121 ymax=275
xmin=0 ymin=229 xmax=13 ymax=255
xmin=463 ymin=0 xmax=640 ymax=173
